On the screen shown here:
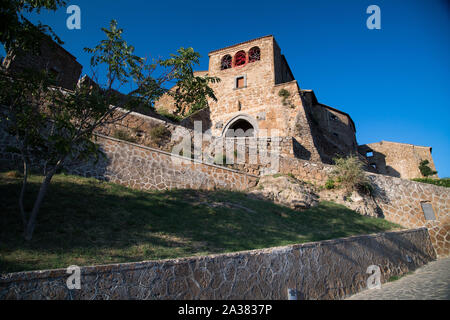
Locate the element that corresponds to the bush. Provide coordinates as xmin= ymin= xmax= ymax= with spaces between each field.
xmin=5 ymin=170 xmax=23 ymax=178
xmin=325 ymin=179 xmax=335 ymax=190
xmin=411 ymin=178 xmax=450 ymax=188
xmin=156 ymin=108 xmax=182 ymax=122
xmin=278 ymin=89 xmax=295 ymax=108
xmin=287 ymin=173 xmax=295 ymax=179
xmin=149 ymin=125 xmax=171 ymax=145
xmin=331 ymin=155 xmax=372 ymax=194
xmin=112 ymin=129 xmax=137 ymax=143
xmin=419 ymin=160 xmax=437 ymax=177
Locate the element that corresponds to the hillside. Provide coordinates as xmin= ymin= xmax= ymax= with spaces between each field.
xmin=0 ymin=171 xmax=401 ymax=273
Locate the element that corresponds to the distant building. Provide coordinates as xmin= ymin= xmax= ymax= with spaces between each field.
xmin=358 ymin=141 xmax=438 ymax=179
xmin=2 ymin=36 xmax=82 ymax=90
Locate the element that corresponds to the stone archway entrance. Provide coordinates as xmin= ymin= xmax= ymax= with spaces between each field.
xmin=222 ymin=114 xmax=258 ymax=138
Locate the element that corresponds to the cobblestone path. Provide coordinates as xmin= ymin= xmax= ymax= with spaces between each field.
xmin=347 ymin=257 xmax=450 ymax=300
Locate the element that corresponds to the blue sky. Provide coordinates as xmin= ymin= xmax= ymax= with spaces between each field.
xmin=2 ymin=0 xmax=449 ymax=177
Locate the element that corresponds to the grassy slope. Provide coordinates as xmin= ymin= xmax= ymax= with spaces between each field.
xmin=0 ymin=172 xmax=401 ymax=273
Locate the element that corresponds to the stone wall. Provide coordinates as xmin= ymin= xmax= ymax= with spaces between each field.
xmin=279 ymin=156 xmax=333 ymax=184
xmin=66 ymin=134 xmax=258 ymax=192
xmin=267 ymin=155 xmax=450 ymax=257
xmin=94 ymin=108 xmax=191 ymax=153
xmin=0 ymin=228 xmax=436 ymax=300
xmin=369 ymin=174 xmax=450 ymax=257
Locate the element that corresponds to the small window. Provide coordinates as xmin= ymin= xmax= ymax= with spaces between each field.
xmin=234 ymin=51 xmax=246 ymax=67
xmin=221 ymin=55 xmax=232 ymax=70
xmin=49 ymin=68 xmax=60 ymax=81
xmin=366 ymin=151 xmax=374 ymax=157
xmin=236 ymin=76 xmax=245 ymax=89
xmin=421 ymin=202 xmax=436 ymax=221
xmin=135 ymin=130 xmax=144 ymax=138
xmin=248 ymin=47 xmax=261 ymax=62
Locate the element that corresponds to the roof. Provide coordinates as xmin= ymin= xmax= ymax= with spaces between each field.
xmin=209 ymin=35 xmax=273 ymax=55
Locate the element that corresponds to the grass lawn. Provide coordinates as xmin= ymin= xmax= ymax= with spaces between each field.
xmin=0 ymin=171 xmax=402 ymax=273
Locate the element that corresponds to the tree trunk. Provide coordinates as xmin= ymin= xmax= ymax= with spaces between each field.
xmin=19 ymin=160 xmax=29 ymax=228
xmin=23 ymin=163 xmax=61 ymax=241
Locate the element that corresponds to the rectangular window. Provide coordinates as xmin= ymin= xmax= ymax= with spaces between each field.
xmin=49 ymin=68 xmax=60 ymax=81
xmin=366 ymin=151 xmax=374 ymax=157
xmin=236 ymin=76 xmax=245 ymax=89
xmin=421 ymin=203 xmax=436 ymax=221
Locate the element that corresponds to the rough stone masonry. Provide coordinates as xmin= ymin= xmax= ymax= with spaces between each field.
xmin=0 ymin=228 xmax=436 ymax=300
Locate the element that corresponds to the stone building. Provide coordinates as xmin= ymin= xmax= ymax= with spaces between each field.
xmin=2 ymin=34 xmax=439 ymax=179
xmin=155 ymin=35 xmax=358 ymax=164
xmin=358 ymin=141 xmax=438 ymax=179
xmin=2 ymin=36 xmax=82 ymax=90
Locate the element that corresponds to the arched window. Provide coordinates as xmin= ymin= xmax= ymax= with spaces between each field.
xmin=234 ymin=50 xmax=247 ymax=67
xmin=248 ymin=47 xmax=260 ymax=63
xmin=220 ymin=55 xmax=232 ymax=70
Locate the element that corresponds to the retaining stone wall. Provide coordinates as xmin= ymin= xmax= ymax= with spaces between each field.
xmin=273 ymin=155 xmax=450 ymax=257
xmin=67 ymin=134 xmax=258 ymax=192
xmin=369 ymin=174 xmax=450 ymax=257
xmin=0 ymin=228 xmax=436 ymax=300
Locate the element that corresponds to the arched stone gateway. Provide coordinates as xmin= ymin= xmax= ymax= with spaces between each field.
xmin=222 ymin=114 xmax=258 ymax=138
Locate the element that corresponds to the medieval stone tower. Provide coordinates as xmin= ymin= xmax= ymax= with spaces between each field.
xmin=156 ymin=35 xmax=359 ymax=164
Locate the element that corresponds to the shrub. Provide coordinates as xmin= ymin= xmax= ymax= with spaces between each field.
xmin=112 ymin=129 xmax=137 ymax=143
xmin=325 ymin=179 xmax=335 ymax=190
xmin=418 ymin=160 xmax=437 ymax=177
xmin=411 ymin=178 xmax=450 ymax=188
xmin=149 ymin=124 xmax=171 ymax=145
xmin=331 ymin=155 xmax=372 ymax=194
xmin=278 ymin=89 xmax=295 ymax=108
xmin=5 ymin=170 xmax=23 ymax=178
xmin=156 ymin=108 xmax=182 ymax=122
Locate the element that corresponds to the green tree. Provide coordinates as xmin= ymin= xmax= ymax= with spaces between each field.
xmin=0 ymin=19 xmax=219 ymax=240
xmin=160 ymin=47 xmax=220 ymax=116
xmin=0 ymin=0 xmax=66 ymax=53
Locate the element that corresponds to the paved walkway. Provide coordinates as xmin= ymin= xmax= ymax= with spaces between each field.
xmin=347 ymin=257 xmax=450 ymax=300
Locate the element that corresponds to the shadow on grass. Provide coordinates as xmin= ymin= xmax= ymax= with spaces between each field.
xmin=0 ymin=172 xmax=400 ymax=273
